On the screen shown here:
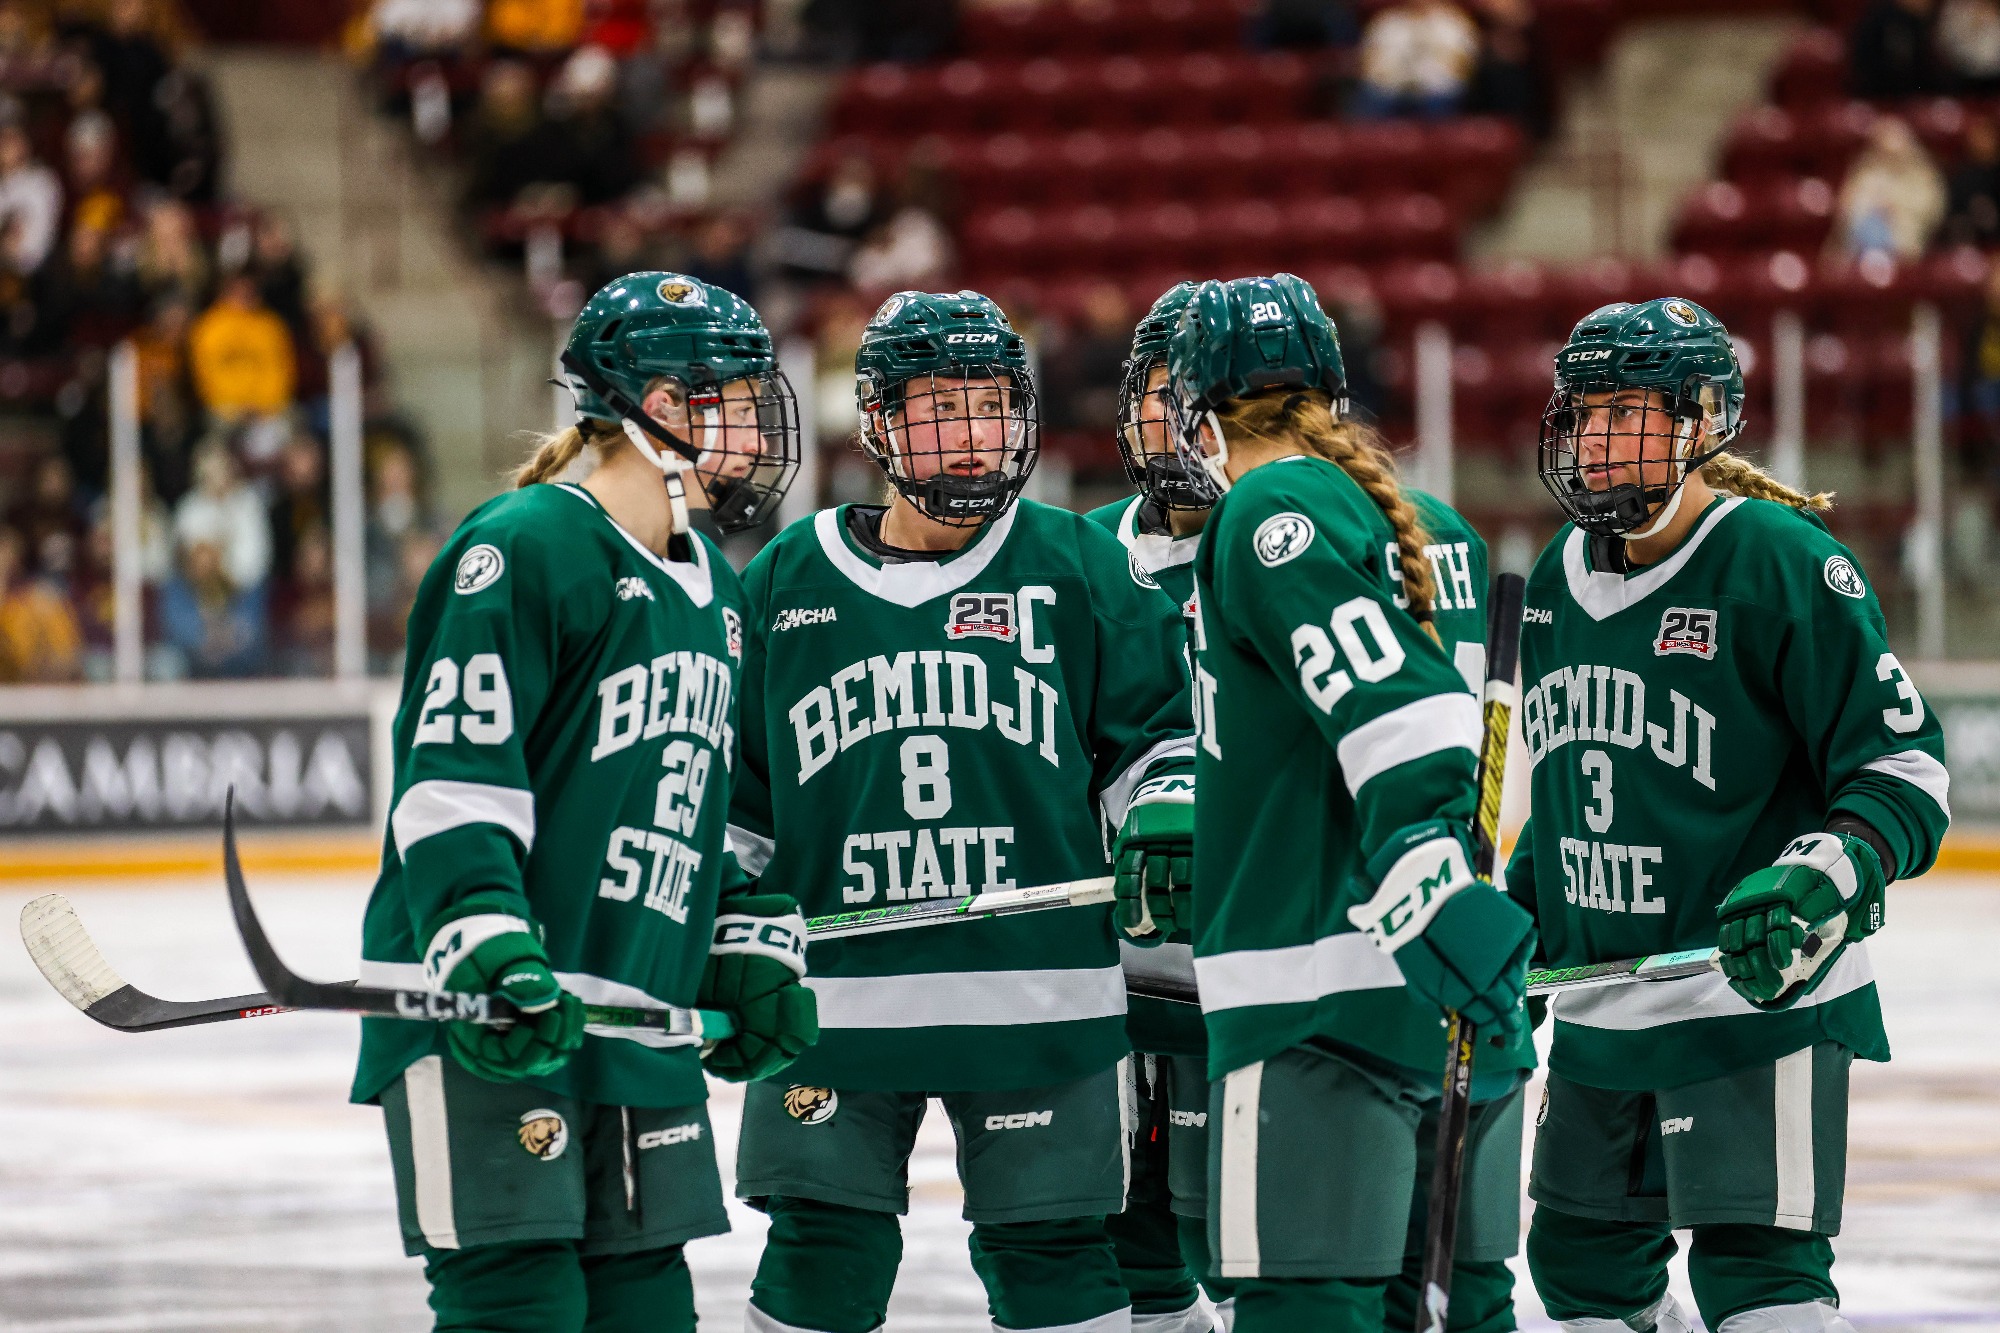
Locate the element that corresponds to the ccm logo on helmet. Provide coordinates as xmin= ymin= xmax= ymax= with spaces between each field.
xmin=984 ymin=1111 xmax=1053 ymax=1130
xmin=946 ymin=332 xmax=1000 ymax=344
xmin=1567 ymin=349 xmax=1614 ymax=362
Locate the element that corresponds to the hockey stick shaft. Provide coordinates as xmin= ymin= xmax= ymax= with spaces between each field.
xmin=1418 ymin=572 xmax=1526 ymax=1333
xmin=222 ymin=798 xmax=735 ymax=1041
xmin=805 ymin=876 xmax=1115 ymax=941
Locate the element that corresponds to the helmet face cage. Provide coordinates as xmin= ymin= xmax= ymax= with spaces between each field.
xmin=859 ymin=364 xmax=1040 ymax=527
xmin=1536 ymin=376 xmax=1727 ymax=537
xmin=682 ymin=367 xmax=802 ymax=533
xmin=1117 ymin=353 xmax=1217 ymax=511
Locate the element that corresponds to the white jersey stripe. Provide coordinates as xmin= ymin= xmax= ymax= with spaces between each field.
xmin=728 ymin=823 xmax=776 ymax=876
xmin=1195 ymin=931 xmax=1404 ymax=1014
xmin=1336 ymin=692 xmax=1481 ymax=799
xmin=358 ymin=961 xmax=704 ymax=1047
xmin=1772 ymin=1047 xmax=1816 ymax=1229
xmin=404 ymin=1055 xmax=459 ymax=1250
xmin=806 ymin=965 xmax=1126 ymax=1030
xmin=1553 ymin=944 xmax=1872 ymax=1031
xmin=1217 ymin=1062 xmax=1265 ymax=1278
xmin=391 ymin=779 xmax=534 ymax=859
xmin=1859 ymin=749 xmax=1951 ymax=821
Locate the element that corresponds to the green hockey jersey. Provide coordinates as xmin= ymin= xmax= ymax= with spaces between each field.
xmin=1505 ymin=495 xmax=1950 ymax=1090
xmin=730 ymin=499 xmax=1195 ymax=1091
xmin=352 ymin=482 xmax=748 ymax=1111
xmin=1189 ymin=455 xmax=1536 ymax=1084
xmin=1089 ymin=488 xmax=1494 ymax=1065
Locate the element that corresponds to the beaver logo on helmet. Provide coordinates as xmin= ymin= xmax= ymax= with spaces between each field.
xmin=657 ymin=278 xmax=704 ymax=307
xmin=1661 ymin=300 xmax=1701 ymax=328
xmin=783 ymin=1086 xmax=838 ymax=1125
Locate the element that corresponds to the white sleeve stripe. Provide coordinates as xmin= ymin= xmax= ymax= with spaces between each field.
xmin=728 ymin=823 xmax=776 ymax=877
xmin=1336 ymin=692 xmax=1481 ymax=799
xmin=1859 ymin=750 xmax=1951 ymax=821
xmin=1099 ymin=734 xmax=1198 ymax=828
xmin=391 ymin=779 xmax=536 ymax=859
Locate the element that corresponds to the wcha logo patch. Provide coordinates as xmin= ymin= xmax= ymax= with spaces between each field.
xmin=947 ymin=592 xmax=1017 ymax=643
xmin=1252 ymin=512 xmax=1314 ymax=568
xmin=615 ymin=576 xmax=654 ymax=602
xmin=1654 ymin=607 xmax=1717 ymax=659
xmin=773 ymin=606 xmax=838 ymax=632
xmin=1824 ymin=555 xmax=1866 ymax=599
xmin=454 ymin=544 xmax=504 ymax=595
xmin=783 ymin=1085 xmax=838 ymax=1126
xmin=518 ymin=1109 xmax=569 ymax=1160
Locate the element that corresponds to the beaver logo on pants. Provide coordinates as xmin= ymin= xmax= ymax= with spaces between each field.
xmin=783 ymin=1086 xmax=838 ymax=1125
xmin=518 ymin=1109 xmax=569 ymax=1160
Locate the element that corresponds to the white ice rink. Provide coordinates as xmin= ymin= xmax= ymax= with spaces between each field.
xmin=3 ymin=873 xmax=1998 ymax=1333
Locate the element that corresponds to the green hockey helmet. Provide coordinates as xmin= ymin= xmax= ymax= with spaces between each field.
xmin=1116 ymin=281 xmax=1216 ymax=511
xmin=1538 ymin=296 xmax=1745 ymax=538
xmin=1165 ymin=273 xmax=1348 ymax=493
xmin=560 ymin=271 xmax=799 ymax=533
xmin=855 ymin=289 xmax=1039 ymax=526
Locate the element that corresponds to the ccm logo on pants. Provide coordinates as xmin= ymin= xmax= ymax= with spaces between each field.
xmin=984 ymin=1111 xmax=1054 ymax=1130
xmin=638 ymin=1124 xmax=703 ymax=1149
xmin=1660 ymin=1117 xmax=1694 ymax=1135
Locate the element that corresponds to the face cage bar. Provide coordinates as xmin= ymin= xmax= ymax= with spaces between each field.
xmin=860 ymin=365 xmax=1040 ymax=527
xmin=1536 ymin=383 xmax=1709 ymax=538
xmin=688 ymin=369 xmax=803 ymax=534
xmin=1116 ymin=356 xmax=1216 ymax=512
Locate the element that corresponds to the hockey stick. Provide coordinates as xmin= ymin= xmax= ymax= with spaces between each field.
xmin=20 ymin=892 xmax=300 ymax=1032
xmin=220 ymin=798 xmax=736 ymax=1042
xmin=1418 ymin=571 xmax=1526 ymax=1333
xmin=805 ymin=876 xmax=1115 ymax=941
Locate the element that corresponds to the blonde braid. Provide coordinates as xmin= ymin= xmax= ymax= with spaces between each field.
xmin=511 ymin=423 xmax=609 ymax=488
xmin=1700 ymin=451 xmax=1834 ymax=511
xmin=1214 ymin=389 xmax=1439 ymax=624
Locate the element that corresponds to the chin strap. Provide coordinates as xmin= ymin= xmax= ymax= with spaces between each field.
xmin=1623 ymin=417 xmax=1722 ymax=543
xmin=1197 ymin=410 xmax=1232 ymax=493
xmin=562 ymin=349 xmax=705 ymax=538
xmin=621 ymin=419 xmax=693 ymax=537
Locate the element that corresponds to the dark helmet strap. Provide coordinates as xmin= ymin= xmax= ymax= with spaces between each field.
xmin=559 ymin=349 xmax=703 ymax=467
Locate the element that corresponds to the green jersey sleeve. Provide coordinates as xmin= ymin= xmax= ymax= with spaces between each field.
xmin=724 ymin=548 xmax=778 ymax=883
xmin=1766 ymin=531 xmax=1949 ymax=879
xmin=1207 ymin=474 xmax=1480 ymax=866
xmin=387 ymin=517 xmax=596 ymax=939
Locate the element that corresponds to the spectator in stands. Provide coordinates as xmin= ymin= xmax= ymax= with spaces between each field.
xmin=1850 ymin=0 xmax=1942 ymax=99
xmin=681 ymin=214 xmax=755 ymax=301
xmin=0 ymin=121 xmax=62 ymax=275
xmin=65 ymin=111 xmax=125 ymax=235
xmin=1468 ymin=0 xmax=1540 ymax=130
xmin=487 ymin=0 xmax=585 ymax=58
xmin=1834 ymin=116 xmax=1946 ymax=260
xmin=1044 ymin=283 xmax=1131 ymax=434
xmin=1960 ymin=262 xmax=2000 ymax=475
xmin=72 ymin=507 xmax=115 ymax=680
xmin=545 ymin=45 xmax=639 ymax=205
xmin=149 ymin=66 xmax=221 ymax=202
xmin=0 ymin=3 xmax=55 ymax=88
xmin=44 ymin=221 xmax=143 ymax=348
xmin=1254 ymin=0 xmax=1362 ymax=49
xmin=189 ymin=273 xmax=296 ymax=423
xmin=776 ymin=152 xmax=890 ymax=284
xmin=369 ymin=0 xmax=481 ymax=71
xmin=1353 ymin=0 xmax=1481 ymax=120
xmin=271 ymin=519 xmax=335 ymax=676
xmin=267 ymin=431 xmax=327 ymax=586
xmin=371 ymin=525 xmax=438 ymax=671
xmin=580 ymin=210 xmax=656 ymax=295
xmin=1945 ymin=114 xmax=2000 ymax=246
xmin=159 ymin=535 xmax=266 ymax=677
xmin=249 ymin=213 xmax=308 ymax=335
xmin=464 ymin=58 xmax=570 ymax=209
xmin=0 ymin=524 xmax=81 ymax=682
xmin=135 ymin=197 xmax=210 ymax=308
xmin=131 ymin=293 xmax=197 ymax=496
xmin=84 ymin=0 xmax=172 ymax=187
xmin=173 ymin=439 xmax=271 ymax=594
xmin=1938 ymin=0 xmax=2000 ymax=90
xmin=9 ymin=452 xmax=84 ymax=584
xmin=364 ymin=437 xmax=424 ymax=618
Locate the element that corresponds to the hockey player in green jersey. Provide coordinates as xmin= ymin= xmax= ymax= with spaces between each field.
xmin=728 ymin=288 xmax=1198 ymax=1333
xmin=350 ymin=272 xmax=818 ymax=1333
xmin=1163 ymin=273 xmax=1537 ymax=1333
xmin=1513 ymin=297 xmax=1951 ymax=1333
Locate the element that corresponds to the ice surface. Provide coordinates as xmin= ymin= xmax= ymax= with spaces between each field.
xmin=1 ymin=873 xmax=1996 ymax=1332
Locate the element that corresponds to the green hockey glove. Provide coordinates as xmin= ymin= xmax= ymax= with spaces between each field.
xmin=1113 ymin=772 xmax=1195 ymax=946
xmin=423 ymin=894 xmax=585 ymax=1083
xmin=1347 ymin=820 xmax=1534 ymax=1039
xmin=700 ymin=894 xmax=817 ymax=1082
xmin=1716 ymin=831 xmax=1885 ymax=1011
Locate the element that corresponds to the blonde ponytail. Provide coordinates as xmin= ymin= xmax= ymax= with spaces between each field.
xmin=1700 ymin=451 xmax=1834 ymax=511
xmin=1213 ymin=388 xmax=1439 ymax=623
xmin=511 ymin=423 xmax=619 ymax=489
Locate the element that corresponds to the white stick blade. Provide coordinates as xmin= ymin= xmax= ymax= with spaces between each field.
xmin=19 ymin=894 xmax=126 ymax=1011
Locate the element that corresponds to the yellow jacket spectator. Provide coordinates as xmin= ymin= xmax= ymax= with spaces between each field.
xmin=189 ymin=274 xmax=296 ymax=420
xmin=486 ymin=0 xmax=583 ymax=53
xmin=0 ymin=526 xmax=81 ymax=683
